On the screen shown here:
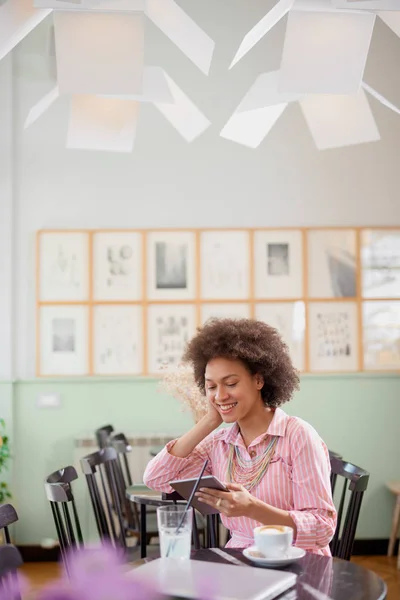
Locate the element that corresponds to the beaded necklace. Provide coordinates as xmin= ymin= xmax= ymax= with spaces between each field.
xmin=226 ymin=436 xmax=278 ymax=491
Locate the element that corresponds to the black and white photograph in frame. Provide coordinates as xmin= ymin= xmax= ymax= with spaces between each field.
xmin=361 ymin=230 xmax=400 ymax=299
xmin=93 ymin=305 xmax=142 ymax=375
xmin=40 ymin=305 xmax=89 ymax=375
xmin=200 ymin=303 xmax=250 ymax=325
xmin=363 ymin=301 xmax=400 ymax=371
xmin=201 ymin=230 xmax=250 ymax=300
xmin=93 ymin=231 xmax=142 ymax=301
xmin=147 ymin=304 xmax=196 ymax=373
xmin=307 ymin=229 xmax=357 ymax=298
xmin=255 ymin=302 xmax=305 ymax=371
xmin=147 ymin=231 xmax=196 ymax=301
xmin=39 ymin=231 xmax=89 ymax=302
xmin=308 ymin=301 xmax=358 ymax=371
xmin=254 ymin=230 xmax=303 ymax=299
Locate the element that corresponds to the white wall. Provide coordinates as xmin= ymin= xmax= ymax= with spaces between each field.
xmin=6 ymin=2 xmax=400 ymax=377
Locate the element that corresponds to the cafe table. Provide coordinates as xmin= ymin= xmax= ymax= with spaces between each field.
xmin=131 ymin=548 xmax=387 ymax=600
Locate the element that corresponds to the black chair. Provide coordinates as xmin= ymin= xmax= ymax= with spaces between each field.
xmin=44 ymin=466 xmax=84 ymax=563
xmin=0 ymin=544 xmax=23 ymax=600
xmin=329 ymin=456 xmax=370 ymax=561
xmin=328 ymin=450 xmax=343 ymax=494
xmin=95 ymin=424 xmax=114 ymax=449
xmin=0 ymin=504 xmax=18 ymax=544
xmin=110 ymin=433 xmax=133 ymax=488
xmin=80 ymin=447 xmax=160 ymax=553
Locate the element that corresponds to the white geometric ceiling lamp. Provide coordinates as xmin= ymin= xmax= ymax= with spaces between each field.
xmin=152 ymin=71 xmax=211 ymax=142
xmin=278 ymin=5 xmax=376 ymax=94
xmin=229 ymin=0 xmax=295 ymax=69
xmin=66 ymin=95 xmax=140 ymax=152
xmin=145 ymin=0 xmax=215 ymax=75
xmin=53 ymin=10 xmax=144 ymax=94
xmin=24 ymin=86 xmax=60 ymax=129
xmin=220 ymin=71 xmax=300 ymax=148
xmin=377 ymin=11 xmax=400 ymax=37
xmin=23 ymin=66 xmax=174 ymax=130
xmin=0 ymin=0 xmax=51 ymax=61
xmin=299 ymin=90 xmax=380 ymax=149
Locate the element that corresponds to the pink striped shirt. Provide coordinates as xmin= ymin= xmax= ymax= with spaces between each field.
xmin=143 ymin=408 xmax=337 ymax=555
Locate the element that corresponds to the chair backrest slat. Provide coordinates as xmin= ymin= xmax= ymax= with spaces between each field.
xmin=95 ymin=425 xmax=114 ymax=449
xmin=44 ymin=466 xmax=84 ymax=565
xmin=329 ymin=456 xmax=369 ymax=561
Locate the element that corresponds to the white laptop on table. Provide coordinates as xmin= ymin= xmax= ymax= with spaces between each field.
xmin=133 ymin=558 xmax=296 ymax=600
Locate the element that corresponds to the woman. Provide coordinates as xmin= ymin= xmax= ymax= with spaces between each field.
xmin=143 ymin=318 xmax=336 ymax=555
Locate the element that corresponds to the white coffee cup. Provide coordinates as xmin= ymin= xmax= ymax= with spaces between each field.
xmin=253 ymin=525 xmax=293 ymax=558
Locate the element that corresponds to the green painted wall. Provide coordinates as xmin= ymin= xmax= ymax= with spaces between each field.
xmin=1 ymin=375 xmax=399 ymax=545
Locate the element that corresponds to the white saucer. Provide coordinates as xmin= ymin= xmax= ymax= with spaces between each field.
xmin=243 ymin=545 xmax=306 ymax=568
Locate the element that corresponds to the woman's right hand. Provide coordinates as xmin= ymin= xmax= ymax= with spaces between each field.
xmin=204 ymin=397 xmax=222 ymax=429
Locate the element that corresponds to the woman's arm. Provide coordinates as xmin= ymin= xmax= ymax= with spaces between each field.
xmin=143 ymin=413 xmax=221 ymax=493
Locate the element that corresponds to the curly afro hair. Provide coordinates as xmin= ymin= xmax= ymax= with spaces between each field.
xmin=183 ymin=318 xmax=300 ymax=408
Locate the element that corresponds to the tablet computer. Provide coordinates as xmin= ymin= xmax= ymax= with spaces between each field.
xmin=169 ymin=475 xmax=229 ymax=515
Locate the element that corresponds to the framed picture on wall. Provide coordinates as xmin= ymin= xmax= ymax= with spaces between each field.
xmin=363 ymin=301 xmax=400 ymax=370
xmin=147 ymin=231 xmax=196 ymax=301
xmin=200 ymin=303 xmax=250 ymax=324
xmin=308 ymin=301 xmax=358 ymax=371
xmin=147 ymin=303 xmax=196 ymax=373
xmin=93 ymin=231 xmax=142 ymax=301
xmin=39 ymin=231 xmax=89 ymax=301
xmin=39 ymin=305 xmax=89 ymax=375
xmin=361 ymin=229 xmax=400 ymax=299
xmin=93 ymin=304 xmax=142 ymax=375
xmin=255 ymin=302 xmax=305 ymax=371
xmin=254 ymin=230 xmax=303 ymax=299
xmin=200 ymin=230 xmax=250 ymax=299
xmin=307 ymin=229 xmax=357 ymax=298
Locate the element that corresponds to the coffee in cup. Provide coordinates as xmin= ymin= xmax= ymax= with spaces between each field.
xmin=253 ymin=525 xmax=293 ymax=558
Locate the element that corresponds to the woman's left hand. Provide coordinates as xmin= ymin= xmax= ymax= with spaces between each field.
xmin=195 ymin=483 xmax=254 ymax=518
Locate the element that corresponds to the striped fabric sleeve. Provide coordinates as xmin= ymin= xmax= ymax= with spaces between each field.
xmin=142 ymin=436 xmax=213 ymax=493
xmin=288 ymin=421 xmax=337 ymax=550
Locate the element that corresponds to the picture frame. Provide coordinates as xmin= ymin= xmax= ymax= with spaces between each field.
xmin=147 ymin=231 xmax=196 ymax=301
xmin=93 ymin=231 xmax=142 ymax=301
xmin=307 ymin=229 xmax=357 ymax=298
xmin=361 ymin=229 xmax=400 ymax=299
xmin=254 ymin=230 xmax=303 ymax=299
xmin=39 ymin=231 xmax=89 ymax=302
xmin=93 ymin=304 xmax=143 ymax=375
xmin=147 ymin=303 xmax=196 ymax=374
xmin=363 ymin=301 xmax=400 ymax=370
xmin=200 ymin=230 xmax=250 ymax=299
xmin=39 ymin=305 xmax=89 ymax=376
xmin=255 ymin=302 xmax=305 ymax=371
xmin=308 ymin=301 xmax=359 ymax=371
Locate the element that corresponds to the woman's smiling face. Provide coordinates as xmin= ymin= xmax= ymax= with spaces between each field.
xmin=205 ymin=357 xmax=264 ymax=423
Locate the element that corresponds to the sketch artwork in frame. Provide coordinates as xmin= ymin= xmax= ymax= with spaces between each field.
xmin=93 ymin=231 xmax=142 ymax=301
xmin=255 ymin=302 xmax=305 ymax=371
xmin=307 ymin=229 xmax=357 ymax=298
xmin=39 ymin=231 xmax=89 ymax=302
xmin=93 ymin=305 xmax=142 ymax=375
xmin=147 ymin=304 xmax=196 ymax=373
xmin=201 ymin=230 xmax=250 ymax=300
xmin=39 ymin=305 xmax=89 ymax=375
xmin=200 ymin=303 xmax=250 ymax=325
xmin=308 ymin=301 xmax=358 ymax=372
xmin=254 ymin=230 xmax=303 ymax=299
xmin=361 ymin=230 xmax=400 ymax=299
xmin=363 ymin=301 xmax=400 ymax=370
xmin=147 ymin=231 xmax=196 ymax=301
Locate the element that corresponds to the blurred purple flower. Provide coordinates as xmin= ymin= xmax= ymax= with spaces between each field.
xmin=0 ymin=572 xmax=29 ymax=600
